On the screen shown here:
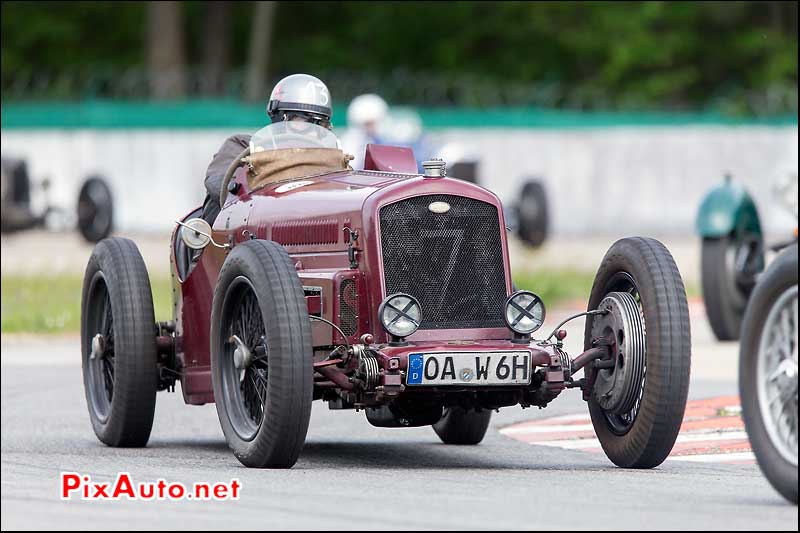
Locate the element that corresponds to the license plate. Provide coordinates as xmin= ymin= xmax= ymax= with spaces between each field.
xmin=406 ymin=351 xmax=532 ymax=386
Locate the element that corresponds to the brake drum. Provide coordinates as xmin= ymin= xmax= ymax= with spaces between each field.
xmin=590 ymin=291 xmax=647 ymax=414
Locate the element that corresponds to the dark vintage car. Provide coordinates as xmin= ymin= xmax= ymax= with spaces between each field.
xmin=81 ymin=121 xmax=691 ymax=469
xmin=1 ymin=156 xmax=114 ymax=242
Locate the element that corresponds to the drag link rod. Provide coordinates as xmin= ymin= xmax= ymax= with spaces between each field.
xmin=314 ymin=358 xmax=345 ymax=369
xmin=314 ymin=364 xmax=355 ymax=391
xmin=569 ymin=347 xmax=611 ymax=374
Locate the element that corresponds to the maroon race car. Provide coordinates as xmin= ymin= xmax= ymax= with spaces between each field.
xmin=81 ymin=121 xmax=691 ymax=469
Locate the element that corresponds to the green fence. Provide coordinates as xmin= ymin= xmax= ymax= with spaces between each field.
xmin=1 ymin=100 xmax=797 ymax=130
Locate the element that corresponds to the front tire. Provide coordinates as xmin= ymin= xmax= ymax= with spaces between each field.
xmin=584 ymin=237 xmax=691 ymax=468
xmin=739 ymin=244 xmax=797 ymax=504
xmin=81 ymin=238 xmax=158 ymax=447
xmin=77 ymin=176 xmax=114 ymax=243
xmin=211 ymin=240 xmax=313 ymax=468
xmin=433 ymin=407 xmax=492 ymax=445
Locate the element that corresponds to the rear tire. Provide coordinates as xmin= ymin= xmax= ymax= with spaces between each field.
xmin=81 ymin=238 xmax=158 ymax=447
xmin=211 ymin=240 xmax=313 ymax=468
xmin=701 ymin=237 xmax=748 ymax=341
xmin=739 ymin=244 xmax=798 ymax=504
xmin=433 ymin=407 xmax=492 ymax=445
xmin=585 ymin=237 xmax=691 ymax=468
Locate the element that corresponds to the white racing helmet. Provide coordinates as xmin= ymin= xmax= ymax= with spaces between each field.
xmin=347 ymin=94 xmax=388 ymax=129
xmin=267 ymin=74 xmax=332 ymax=127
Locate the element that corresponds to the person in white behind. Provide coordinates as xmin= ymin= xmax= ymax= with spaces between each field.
xmin=340 ymin=94 xmax=389 ymax=169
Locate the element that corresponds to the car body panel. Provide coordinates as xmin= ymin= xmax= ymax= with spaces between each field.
xmin=696 ymin=178 xmax=762 ymax=238
xmin=171 ymin=160 xmax=515 ymax=403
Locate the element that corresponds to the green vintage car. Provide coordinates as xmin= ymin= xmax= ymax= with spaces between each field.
xmin=696 ymin=174 xmax=797 ymax=341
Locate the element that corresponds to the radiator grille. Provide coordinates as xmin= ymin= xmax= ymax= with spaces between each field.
xmin=339 ymin=279 xmax=358 ymax=337
xmin=379 ymin=194 xmax=507 ymax=330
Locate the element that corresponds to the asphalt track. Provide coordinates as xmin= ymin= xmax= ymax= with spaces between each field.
xmin=1 ymin=326 xmax=797 ymax=530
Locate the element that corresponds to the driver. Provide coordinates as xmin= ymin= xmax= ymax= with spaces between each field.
xmin=201 ymin=73 xmax=334 ymax=224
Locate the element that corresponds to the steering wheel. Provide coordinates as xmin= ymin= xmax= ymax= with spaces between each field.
xmin=219 ymin=147 xmax=251 ymax=208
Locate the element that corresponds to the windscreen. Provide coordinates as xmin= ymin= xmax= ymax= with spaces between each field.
xmin=249 ymin=121 xmax=340 ymax=153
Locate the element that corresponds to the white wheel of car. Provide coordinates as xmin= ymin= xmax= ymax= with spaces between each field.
xmin=740 ymin=244 xmax=798 ymax=504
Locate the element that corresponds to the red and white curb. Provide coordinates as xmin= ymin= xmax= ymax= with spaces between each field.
xmin=500 ymin=396 xmax=754 ymax=464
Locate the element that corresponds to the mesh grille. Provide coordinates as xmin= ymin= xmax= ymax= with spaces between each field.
xmin=339 ymin=279 xmax=358 ymax=336
xmin=379 ymin=194 xmax=507 ymax=330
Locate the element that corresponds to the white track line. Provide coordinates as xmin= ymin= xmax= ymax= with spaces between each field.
xmin=500 ymin=423 xmax=595 ymax=435
xmin=667 ymin=452 xmax=756 ymax=463
xmin=513 ymin=431 xmax=750 ymax=451
xmin=530 ymin=413 xmax=591 ymax=423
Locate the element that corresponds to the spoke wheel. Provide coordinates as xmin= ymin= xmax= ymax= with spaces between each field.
xmin=80 ymin=237 xmax=157 ymax=447
xmin=218 ymin=277 xmax=270 ymax=441
xmin=85 ymin=272 xmax=116 ymax=422
xmin=757 ymin=285 xmax=799 ymax=466
xmin=210 ymin=239 xmax=313 ymax=468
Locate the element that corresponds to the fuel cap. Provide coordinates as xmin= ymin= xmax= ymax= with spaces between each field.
xmin=422 ymin=159 xmax=446 ymax=178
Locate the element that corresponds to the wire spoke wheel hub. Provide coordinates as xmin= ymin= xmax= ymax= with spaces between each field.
xmin=220 ymin=276 xmax=269 ymax=442
xmin=86 ymin=272 xmax=115 ymax=423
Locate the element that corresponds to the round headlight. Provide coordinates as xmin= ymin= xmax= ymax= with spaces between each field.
xmin=504 ymin=290 xmax=546 ymax=335
xmin=378 ymin=293 xmax=422 ymax=339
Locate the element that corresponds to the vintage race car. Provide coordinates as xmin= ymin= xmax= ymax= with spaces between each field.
xmin=1 ymin=156 xmax=114 ymax=242
xmin=81 ymin=121 xmax=691 ymax=469
xmin=696 ymin=173 xmax=798 ymax=341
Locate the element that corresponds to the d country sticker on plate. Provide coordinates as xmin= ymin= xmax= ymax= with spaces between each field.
xmin=406 ymin=351 xmax=532 ymax=386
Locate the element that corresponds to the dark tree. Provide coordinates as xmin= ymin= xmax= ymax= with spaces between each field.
xmin=147 ymin=1 xmax=187 ymax=98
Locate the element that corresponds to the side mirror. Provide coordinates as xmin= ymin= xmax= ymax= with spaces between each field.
xmin=179 ymin=218 xmax=215 ymax=250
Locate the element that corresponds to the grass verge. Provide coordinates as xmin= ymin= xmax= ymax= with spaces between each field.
xmin=512 ymin=268 xmax=596 ymax=308
xmin=1 ymin=274 xmax=172 ymax=334
xmin=1 ymin=269 xmax=696 ymax=334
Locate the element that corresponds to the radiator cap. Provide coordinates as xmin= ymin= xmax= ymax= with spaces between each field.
xmin=422 ymin=159 xmax=446 ymax=178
